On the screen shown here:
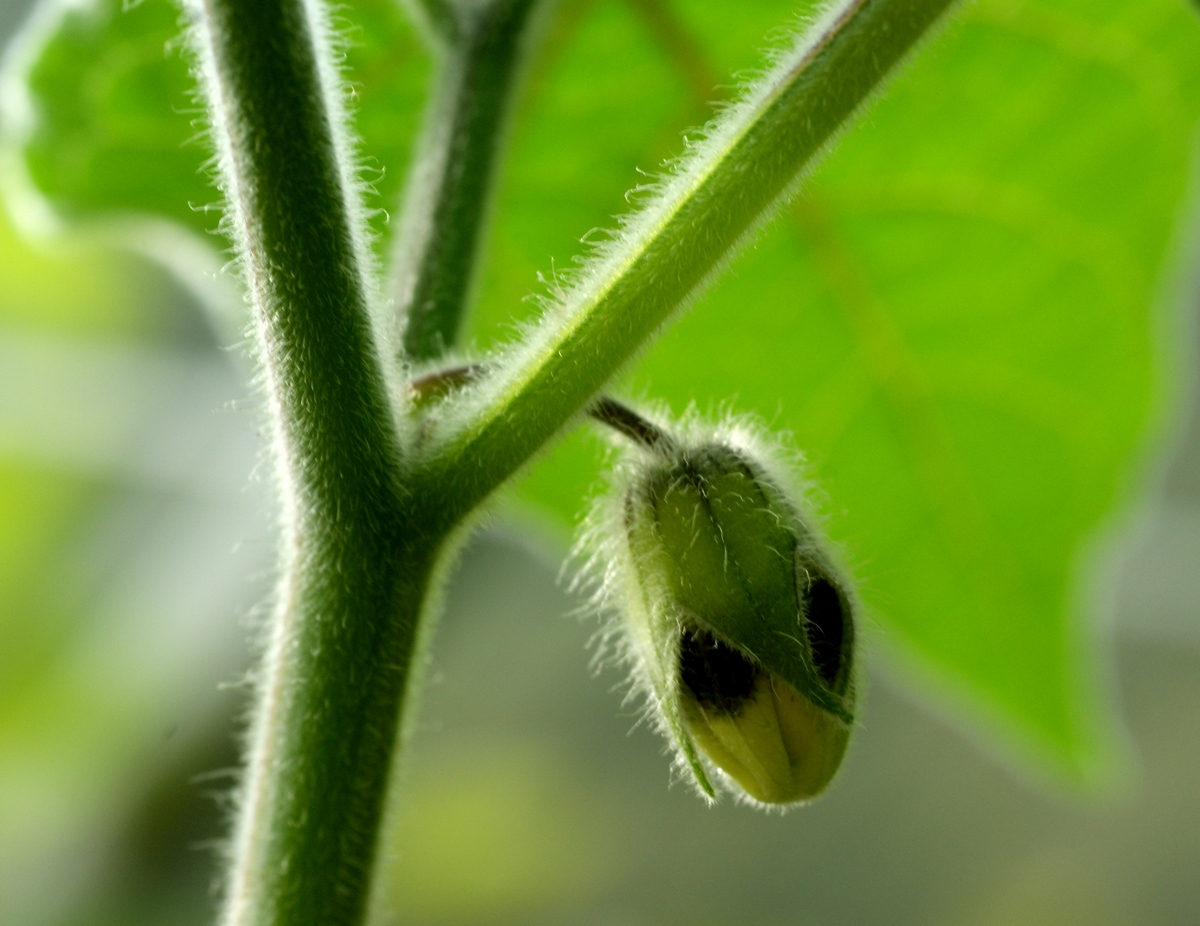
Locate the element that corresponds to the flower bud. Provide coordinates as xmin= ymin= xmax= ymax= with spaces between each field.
xmin=592 ymin=420 xmax=856 ymax=805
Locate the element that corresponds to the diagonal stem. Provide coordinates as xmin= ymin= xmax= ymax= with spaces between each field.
xmin=410 ymin=362 xmax=679 ymax=452
xmin=391 ymin=0 xmax=545 ymax=361
xmin=418 ymin=0 xmax=960 ymax=520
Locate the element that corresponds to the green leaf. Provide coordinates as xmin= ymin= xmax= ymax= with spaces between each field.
xmin=11 ymin=0 xmax=428 ymax=255
xmin=473 ymin=0 xmax=1200 ymax=779
xmin=8 ymin=0 xmax=1200 ymax=780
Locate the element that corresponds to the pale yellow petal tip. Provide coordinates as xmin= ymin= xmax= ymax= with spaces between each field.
xmin=682 ymin=667 xmax=850 ymax=805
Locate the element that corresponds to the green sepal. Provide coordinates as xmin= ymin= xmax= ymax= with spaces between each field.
xmin=630 ymin=443 xmax=856 ymax=724
xmin=615 ymin=483 xmax=718 ymax=799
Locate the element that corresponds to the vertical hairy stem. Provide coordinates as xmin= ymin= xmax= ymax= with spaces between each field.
xmin=190 ymin=1 xmax=441 ymax=924
xmin=392 ymin=0 xmax=544 ymax=361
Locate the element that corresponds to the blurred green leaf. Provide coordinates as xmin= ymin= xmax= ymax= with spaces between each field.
xmin=480 ymin=0 xmax=1200 ymax=778
xmin=0 ymin=463 xmax=90 ymax=704
xmin=16 ymin=0 xmax=428 ymax=254
xmin=0 ymin=206 xmax=156 ymax=703
xmin=0 ymin=210 xmax=144 ymax=336
xmin=382 ymin=745 xmax=614 ymax=921
xmin=7 ymin=0 xmax=1200 ymax=779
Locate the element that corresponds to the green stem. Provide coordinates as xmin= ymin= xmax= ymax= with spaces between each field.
xmin=425 ymin=0 xmax=958 ymax=519
xmin=588 ymin=395 xmax=679 ymax=455
xmin=393 ymin=0 xmax=544 ymax=361
xmin=189 ymin=1 xmax=441 ymax=924
xmin=409 ymin=363 xmax=678 ymax=450
xmin=403 ymin=0 xmax=462 ymax=47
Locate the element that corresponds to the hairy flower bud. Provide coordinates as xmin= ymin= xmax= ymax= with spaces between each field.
xmin=586 ymin=409 xmax=856 ymax=806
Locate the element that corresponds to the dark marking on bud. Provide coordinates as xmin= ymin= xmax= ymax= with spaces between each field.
xmin=679 ymin=628 xmax=759 ymax=714
xmin=803 ymin=576 xmax=845 ymax=687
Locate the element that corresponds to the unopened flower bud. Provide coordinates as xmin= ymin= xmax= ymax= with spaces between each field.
xmin=585 ymin=405 xmax=856 ymax=805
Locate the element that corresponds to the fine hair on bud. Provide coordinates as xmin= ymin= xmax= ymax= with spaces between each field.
xmin=574 ymin=401 xmax=859 ymax=807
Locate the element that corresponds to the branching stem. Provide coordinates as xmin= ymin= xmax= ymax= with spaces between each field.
xmin=189 ymin=0 xmax=960 ymax=924
xmin=190 ymin=2 xmax=445 ymax=925
xmin=410 ymin=363 xmax=678 ymax=450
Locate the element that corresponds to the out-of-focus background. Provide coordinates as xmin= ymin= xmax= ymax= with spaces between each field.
xmin=2 ymin=0 xmax=1200 ymax=924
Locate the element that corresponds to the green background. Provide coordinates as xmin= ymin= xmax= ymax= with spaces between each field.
xmin=3 ymin=0 xmax=1200 ymax=922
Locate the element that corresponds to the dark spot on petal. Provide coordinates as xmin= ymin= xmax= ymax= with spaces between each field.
xmin=804 ymin=577 xmax=844 ymax=686
xmin=679 ymin=627 xmax=759 ymax=714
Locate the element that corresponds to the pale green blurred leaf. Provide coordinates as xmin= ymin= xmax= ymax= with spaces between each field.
xmin=14 ymin=0 xmax=427 ymax=254
xmin=478 ymin=0 xmax=1200 ymax=777
xmin=7 ymin=0 xmax=1200 ymax=778
xmin=0 ymin=202 xmax=157 ymax=705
